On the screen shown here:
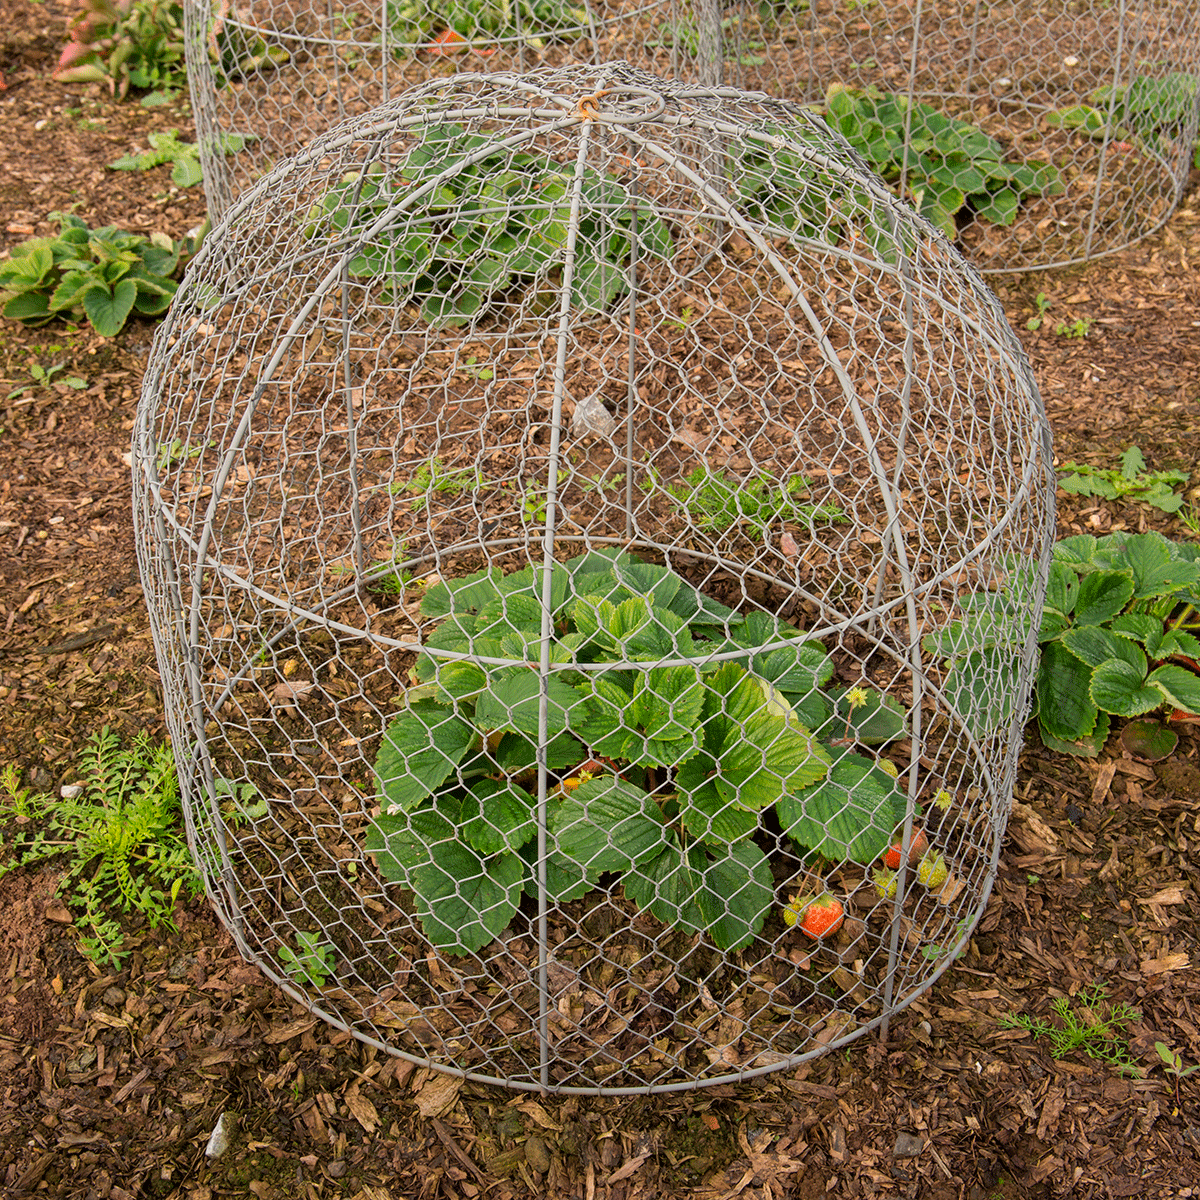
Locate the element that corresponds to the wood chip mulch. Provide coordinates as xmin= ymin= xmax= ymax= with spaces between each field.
xmin=2 ymin=1 xmax=1200 ymax=1195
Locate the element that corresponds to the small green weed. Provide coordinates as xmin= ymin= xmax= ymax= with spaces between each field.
xmin=1054 ymin=316 xmax=1092 ymax=339
xmin=404 ymin=456 xmax=485 ymax=513
xmin=1154 ymin=1040 xmax=1200 ymax=1108
xmin=279 ymin=931 xmax=335 ymax=987
xmin=0 ymin=729 xmax=202 ymax=966
xmin=1025 ymin=292 xmax=1051 ymax=331
xmin=999 ymin=984 xmax=1142 ymax=1074
xmin=1058 ymin=446 xmax=1189 ymax=515
xmin=666 ymin=466 xmax=846 ymax=540
xmin=109 ymin=128 xmax=255 ymax=189
xmin=5 ymin=361 xmax=88 ymax=399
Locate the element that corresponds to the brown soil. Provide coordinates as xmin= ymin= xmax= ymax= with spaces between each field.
xmin=2 ymin=1 xmax=1200 ymax=1197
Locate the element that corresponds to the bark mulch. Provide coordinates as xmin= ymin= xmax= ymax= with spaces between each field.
xmin=2 ymin=1 xmax=1200 ymax=1195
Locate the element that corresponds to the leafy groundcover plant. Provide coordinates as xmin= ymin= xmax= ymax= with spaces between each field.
xmin=819 ymin=84 xmax=1064 ymax=237
xmin=306 ymin=123 xmax=673 ymax=328
xmin=925 ymin=531 xmax=1200 ymax=756
xmin=368 ymin=549 xmax=910 ymax=955
xmin=0 ymin=212 xmax=191 ymax=336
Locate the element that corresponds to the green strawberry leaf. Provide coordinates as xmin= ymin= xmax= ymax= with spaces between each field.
xmin=375 ymin=701 xmax=480 ymax=814
xmin=777 ymin=752 xmax=906 ymax=864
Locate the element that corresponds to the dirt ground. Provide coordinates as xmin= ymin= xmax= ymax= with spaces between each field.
xmin=2 ymin=0 xmax=1200 ymax=1196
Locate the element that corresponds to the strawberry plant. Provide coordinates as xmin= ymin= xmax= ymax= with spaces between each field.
xmin=384 ymin=0 xmax=589 ymax=50
xmin=54 ymin=0 xmax=187 ymax=103
xmin=818 ymin=84 xmax=1064 ymax=237
xmin=305 ymin=124 xmax=673 ymax=328
xmin=367 ymin=549 xmax=910 ymax=956
xmin=109 ymin=128 xmax=254 ymax=189
xmin=0 ymin=212 xmax=192 ymax=336
xmin=925 ymin=531 xmax=1200 ymax=756
xmin=1058 ymin=446 xmax=1189 ymax=516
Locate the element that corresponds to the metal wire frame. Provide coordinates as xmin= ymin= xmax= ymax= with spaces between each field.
xmin=713 ymin=0 xmax=1200 ymax=272
xmin=134 ymin=63 xmax=1056 ymax=1092
xmin=183 ymin=0 xmax=687 ymax=218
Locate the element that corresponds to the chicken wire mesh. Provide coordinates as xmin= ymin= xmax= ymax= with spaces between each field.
xmin=134 ymin=63 xmax=1056 ymax=1094
xmin=714 ymin=0 xmax=1200 ymax=271
xmin=183 ymin=0 xmax=701 ymax=218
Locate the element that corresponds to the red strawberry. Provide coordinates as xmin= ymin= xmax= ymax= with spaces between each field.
xmin=427 ymin=28 xmax=468 ymax=54
xmin=783 ymin=893 xmax=844 ymax=940
xmin=883 ymin=829 xmax=928 ymax=870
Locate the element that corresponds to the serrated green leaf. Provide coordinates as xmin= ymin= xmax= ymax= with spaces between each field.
xmin=696 ymin=841 xmax=773 ymax=951
xmin=410 ymin=845 xmax=524 ymax=955
xmin=1053 ymin=535 xmax=1101 ymax=570
xmin=1061 ymin=625 xmax=1146 ymax=672
xmin=375 ymin=702 xmax=479 ymax=814
xmin=551 ymin=776 xmax=667 ymax=879
xmin=1146 ymin=664 xmax=1200 ymax=715
xmin=1121 ymin=446 xmax=1148 ymax=479
xmin=631 ymin=666 xmax=705 ymax=743
xmin=1109 ymin=613 xmax=1162 ymax=644
xmin=494 ymin=729 xmax=585 ymax=774
xmin=777 ymin=753 xmax=906 ymax=864
xmin=1073 ymin=570 xmax=1135 ymax=626
xmin=1038 ymin=710 xmax=1110 ymax=757
xmin=1122 ymin=532 xmax=1200 ymax=599
xmin=713 ymin=708 xmax=829 ymax=812
xmin=623 ymin=841 xmax=705 ymax=934
xmin=473 ymin=671 xmax=584 ymax=738
xmin=1036 ymin=641 xmax=1099 ymax=741
xmin=460 ymin=778 xmax=535 ymax=855
xmin=365 ymin=796 xmax=460 ymax=883
xmin=679 ymin=779 xmax=759 ymax=845
xmin=1090 ymin=659 xmax=1161 ymax=717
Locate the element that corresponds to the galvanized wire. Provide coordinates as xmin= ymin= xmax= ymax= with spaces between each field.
xmin=716 ymin=0 xmax=1200 ymax=272
xmin=183 ymin=0 xmax=686 ymax=218
xmin=134 ymin=63 xmax=1055 ymax=1093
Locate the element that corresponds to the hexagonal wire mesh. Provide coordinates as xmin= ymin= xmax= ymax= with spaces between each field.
xmin=716 ymin=0 xmax=1200 ymax=271
xmin=134 ymin=63 xmax=1056 ymax=1093
xmin=183 ymin=0 xmax=708 ymax=219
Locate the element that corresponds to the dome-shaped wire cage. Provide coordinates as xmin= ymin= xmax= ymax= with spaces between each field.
xmin=717 ymin=0 xmax=1200 ymax=272
xmin=183 ymin=0 xmax=704 ymax=219
xmin=134 ymin=63 xmax=1056 ymax=1094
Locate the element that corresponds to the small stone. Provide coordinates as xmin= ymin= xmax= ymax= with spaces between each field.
xmin=101 ymin=986 xmax=126 ymax=1008
xmin=1063 ymin=55 xmax=1079 ymax=67
xmin=893 ymin=1132 xmax=924 ymax=1158
xmin=524 ymin=1135 xmax=551 ymax=1174
xmin=326 ymin=1160 xmax=348 ymax=1179
xmin=205 ymin=1112 xmax=232 ymax=1159
xmin=60 ymin=783 xmax=84 ymax=800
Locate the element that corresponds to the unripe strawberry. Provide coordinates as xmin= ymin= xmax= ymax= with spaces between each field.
xmin=873 ymin=866 xmax=898 ymax=900
xmin=917 ymin=850 xmax=948 ymax=889
xmin=883 ymin=829 xmax=928 ymax=870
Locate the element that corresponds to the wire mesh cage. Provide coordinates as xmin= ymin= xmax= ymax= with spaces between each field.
xmin=134 ymin=63 xmax=1056 ymax=1093
xmin=183 ymin=0 xmax=699 ymax=218
xmin=716 ymin=0 xmax=1200 ymax=271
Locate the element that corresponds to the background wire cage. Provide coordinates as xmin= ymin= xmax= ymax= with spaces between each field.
xmin=714 ymin=0 xmax=1200 ymax=272
xmin=134 ymin=63 xmax=1056 ymax=1094
xmin=183 ymin=0 xmax=699 ymax=219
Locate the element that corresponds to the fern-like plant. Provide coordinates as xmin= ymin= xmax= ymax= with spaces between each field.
xmin=0 ymin=728 xmax=201 ymax=965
